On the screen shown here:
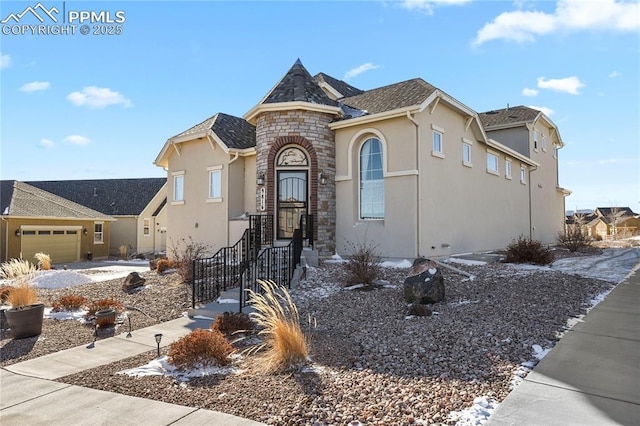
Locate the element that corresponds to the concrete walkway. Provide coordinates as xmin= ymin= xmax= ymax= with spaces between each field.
xmin=1 ymin=316 xmax=265 ymax=425
xmin=488 ymin=263 xmax=640 ymax=426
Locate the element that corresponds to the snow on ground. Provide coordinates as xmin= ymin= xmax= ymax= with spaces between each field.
xmin=445 ymin=258 xmax=488 ymax=267
xmin=551 ymin=247 xmax=640 ymax=283
xmin=448 ymin=396 xmax=499 ymax=426
xmin=118 ymin=355 xmax=241 ymax=381
xmin=380 ymin=259 xmax=412 ymax=268
xmin=44 ymin=307 xmax=89 ymax=322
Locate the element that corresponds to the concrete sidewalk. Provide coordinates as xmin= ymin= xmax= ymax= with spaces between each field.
xmin=487 ymin=263 xmax=640 ymax=426
xmin=1 ymin=316 xmax=265 ymax=425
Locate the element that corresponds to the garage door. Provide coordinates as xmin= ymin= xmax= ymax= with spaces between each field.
xmin=21 ymin=228 xmax=81 ymax=264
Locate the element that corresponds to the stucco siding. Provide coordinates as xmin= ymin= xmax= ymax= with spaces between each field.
xmin=110 ymin=217 xmax=137 ymax=255
xmin=166 ymin=138 xmax=231 ymax=256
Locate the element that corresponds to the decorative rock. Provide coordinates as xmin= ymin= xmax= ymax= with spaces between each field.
xmin=122 ymin=272 xmax=146 ymax=293
xmin=403 ymin=257 xmax=445 ymax=304
xmin=408 ymin=302 xmax=432 ymax=317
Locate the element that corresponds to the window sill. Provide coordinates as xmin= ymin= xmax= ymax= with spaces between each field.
xmin=505 ymin=175 xmax=512 ymax=180
xmin=206 ymin=198 xmax=223 ymax=203
xmin=520 ymin=180 xmax=527 ymax=185
xmin=93 ymin=241 xmax=104 ymax=245
xmin=462 ymin=161 xmax=472 ymax=168
xmin=486 ymin=169 xmax=499 ymax=176
xmin=171 ymin=200 xmax=185 ymax=206
xmin=431 ymin=151 xmax=445 ymax=159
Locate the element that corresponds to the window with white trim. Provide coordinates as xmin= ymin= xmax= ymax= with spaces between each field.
xmin=505 ymin=160 xmax=512 ymax=179
xmin=533 ymin=130 xmax=539 ymax=151
xmin=360 ymin=137 xmax=384 ymax=219
xmin=173 ymin=173 xmax=184 ymax=202
xmin=208 ymin=166 xmax=222 ymax=200
xmin=487 ymin=152 xmax=499 ymax=174
xmin=462 ymin=142 xmax=472 ymax=166
xmin=432 ymin=130 xmax=443 ymax=155
xmin=542 ymin=135 xmax=547 ymax=152
xmin=94 ymin=222 xmax=104 ymax=244
xmin=553 ymin=145 xmax=558 ymax=159
xmin=520 ymin=166 xmax=527 ymax=184
xmin=143 ymin=218 xmax=150 ymax=236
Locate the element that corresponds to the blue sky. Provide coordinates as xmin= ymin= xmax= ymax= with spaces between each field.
xmin=1 ymin=0 xmax=638 ymax=211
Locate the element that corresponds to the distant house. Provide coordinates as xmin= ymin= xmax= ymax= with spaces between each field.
xmin=155 ymin=59 xmax=570 ymax=260
xmin=0 ymin=178 xmax=167 ymax=263
xmin=566 ymin=207 xmax=639 ymax=239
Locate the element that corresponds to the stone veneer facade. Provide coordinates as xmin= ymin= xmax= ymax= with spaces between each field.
xmin=255 ymin=109 xmax=336 ymax=256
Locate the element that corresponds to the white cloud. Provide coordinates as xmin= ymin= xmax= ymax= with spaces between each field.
xmin=20 ymin=81 xmax=50 ymax=93
xmin=343 ymin=63 xmax=380 ymax=81
xmin=608 ymin=70 xmax=621 ymax=78
xmin=537 ymin=76 xmax=584 ymax=95
xmin=64 ymin=135 xmax=91 ymax=145
xmin=0 ymin=52 xmax=11 ymax=69
xmin=40 ymin=138 xmax=54 ymax=148
xmin=473 ymin=0 xmax=640 ymax=45
xmin=528 ymin=105 xmax=555 ymax=116
xmin=401 ymin=0 xmax=471 ymax=14
xmin=522 ymin=87 xmax=539 ymax=96
xmin=66 ymin=86 xmax=132 ymax=108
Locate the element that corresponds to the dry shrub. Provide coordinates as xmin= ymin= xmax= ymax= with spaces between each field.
xmin=6 ymin=283 xmax=38 ymax=308
xmin=557 ymin=225 xmax=592 ymax=252
xmin=505 ymin=235 xmax=553 ymax=265
xmin=52 ymin=294 xmax=88 ymax=312
xmin=168 ymin=328 xmax=235 ymax=369
xmin=0 ymin=286 xmax=15 ymax=303
xmin=118 ymin=245 xmax=128 ymax=260
xmin=168 ymin=237 xmax=210 ymax=283
xmin=156 ymin=259 xmax=173 ymax=274
xmin=344 ymin=236 xmax=382 ymax=286
xmin=246 ymin=280 xmax=308 ymax=373
xmin=34 ymin=252 xmax=52 ymax=270
xmin=85 ymin=297 xmax=123 ymax=318
xmin=0 ymin=258 xmax=37 ymax=279
xmin=211 ymin=312 xmax=254 ymax=336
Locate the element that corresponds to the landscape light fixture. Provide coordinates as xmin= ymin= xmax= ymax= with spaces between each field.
xmin=154 ymin=333 xmax=163 ymax=357
xmin=256 ymin=173 xmax=265 ymax=186
xmin=15 ymin=229 xmax=20 ymax=238
xmin=126 ymin=312 xmax=132 ymax=338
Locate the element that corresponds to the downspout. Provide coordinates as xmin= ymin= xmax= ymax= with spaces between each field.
xmin=406 ymin=111 xmax=421 ymax=257
xmin=225 ymin=152 xmax=239 ymax=244
xmin=528 ymin=166 xmax=538 ymax=239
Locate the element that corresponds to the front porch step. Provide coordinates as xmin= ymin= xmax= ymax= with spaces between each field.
xmin=301 ymin=247 xmax=318 ymax=268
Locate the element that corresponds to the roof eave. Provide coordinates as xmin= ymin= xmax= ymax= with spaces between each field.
xmin=244 ymin=101 xmax=342 ymax=125
xmin=329 ymin=105 xmax=420 ymax=130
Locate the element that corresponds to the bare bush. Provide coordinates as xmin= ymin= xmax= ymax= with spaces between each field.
xmin=169 ymin=328 xmax=235 ymax=370
xmin=168 ymin=237 xmax=210 ymax=283
xmin=505 ymin=235 xmax=553 ymax=265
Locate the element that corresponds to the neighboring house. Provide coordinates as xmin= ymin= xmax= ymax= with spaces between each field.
xmin=568 ymin=207 xmax=639 ymax=239
xmin=26 ymin=178 xmax=167 ymax=256
xmin=0 ymin=181 xmax=115 ymax=263
xmin=155 ymin=59 xmax=570 ymax=259
xmin=0 ymin=178 xmax=167 ymax=263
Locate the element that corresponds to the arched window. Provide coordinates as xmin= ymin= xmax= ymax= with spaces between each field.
xmin=359 ymin=137 xmax=384 ymax=219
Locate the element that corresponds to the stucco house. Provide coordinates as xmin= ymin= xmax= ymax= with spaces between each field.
xmin=155 ymin=59 xmax=569 ymax=261
xmin=1 ymin=178 xmax=167 ymax=263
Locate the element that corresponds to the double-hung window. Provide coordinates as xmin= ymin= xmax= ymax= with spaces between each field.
xmin=207 ymin=165 xmax=222 ymax=201
xmin=94 ymin=222 xmax=104 ymax=244
xmin=360 ymin=137 xmax=384 ymax=219
xmin=505 ymin=160 xmax=512 ymax=179
xmin=143 ymin=218 xmax=150 ymax=236
xmin=462 ymin=142 xmax=472 ymax=166
xmin=431 ymin=125 xmax=445 ymax=158
xmin=172 ymin=171 xmax=185 ymax=203
xmin=487 ymin=152 xmax=499 ymax=174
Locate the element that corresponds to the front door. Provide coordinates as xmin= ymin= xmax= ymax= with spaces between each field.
xmin=277 ymin=171 xmax=307 ymax=239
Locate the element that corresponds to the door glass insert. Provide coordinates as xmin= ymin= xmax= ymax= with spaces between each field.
xmin=277 ymin=171 xmax=307 ymax=239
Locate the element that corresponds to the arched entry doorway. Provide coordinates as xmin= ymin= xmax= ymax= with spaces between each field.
xmin=276 ymin=146 xmax=309 ymax=239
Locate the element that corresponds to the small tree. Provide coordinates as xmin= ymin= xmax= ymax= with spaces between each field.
xmin=605 ymin=207 xmax=626 ymax=240
xmin=558 ymin=214 xmax=592 ymax=252
xmin=168 ymin=237 xmax=211 ymax=283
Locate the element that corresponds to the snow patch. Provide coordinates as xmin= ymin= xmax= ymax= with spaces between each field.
xmin=446 ymin=257 xmax=488 ymax=266
xmin=44 ymin=307 xmax=88 ymax=322
xmin=448 ymin=396 xmax=499 ymax=425
xmin=118 ymin=355 xmax=240 ymax=381
xmin=380 ymin=259 xmax=412 ymax=268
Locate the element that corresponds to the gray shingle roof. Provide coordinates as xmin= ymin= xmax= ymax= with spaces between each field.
xmin=7 ymin=181 xmax=113 ymax=219
xmin=478 ymin=105 xmax=541 ymax=128
xmin=1 ymin=180 xmax=15 ymax=215
xmin=596 ymin=207 xmax=637 ymax=220
xmin=313 ymin=72 xmax=364 ymax=98
xmin=263 ymin=59 xmax=338 ymax=107
xmin=339 ymin=78 xmax=437 ymax=115
xmin=26 ymin=178 xmax=166 ymax=216
xmin=172 ymin=113 xmax=255 ymax=150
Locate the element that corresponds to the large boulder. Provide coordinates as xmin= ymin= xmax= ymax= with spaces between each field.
xmin=403 ymin=257 xmax=445 ymax=304
xmin=122 ymin=272 xmax=146 ymax=293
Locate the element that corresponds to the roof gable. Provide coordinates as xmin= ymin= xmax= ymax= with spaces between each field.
xmin=262 ymin=59 xmax=338 ymax=107
xmin=7 ymin=181 xmax=113 ymax=220
xmin=478 ymin=106 xmax=541 ymax=128
xmin=340 ymin=78 xmax=437 ymax=115
xmin=211 ymin=113 xmax=256 ymax=150
xmin=27 ymin=178 xmax=166 ymax=216
xmin=313 ymin=72 xmax=364 ymax=98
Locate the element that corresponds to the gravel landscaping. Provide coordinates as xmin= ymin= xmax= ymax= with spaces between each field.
xmin=7 ymin=254 xmax=616 ymax=425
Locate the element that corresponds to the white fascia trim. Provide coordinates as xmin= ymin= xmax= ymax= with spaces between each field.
xmin=244 ymin=101 xmax=342 ymax=124
xmin=557 ymin=186 xmax=572 ymax=196
xmin=535 ymin=114 xmax=565 ymax=147
xmin=140 ymin=182 xmax=168 ymax=217
xmin=425 ymin=91 xmax=489 ymax=143
xmin=14 ymin=216 xmax=116 ymax=222
xmin=318 ymin=81 xmax=343 ymax=99
xmin=483 ymin=121 xmax=530 ymax=131
xmin=487 ymin=138 xmax=539 ymax=167
xmin=208 ymin=132 xmax=230 ymax=154
xmin=329 ymin=106 xmax=419 ymax=130
xmin=20 ymin=225 xmax=83 ymax=230
xmin=228 ymin=147 xmax=257 ymax=156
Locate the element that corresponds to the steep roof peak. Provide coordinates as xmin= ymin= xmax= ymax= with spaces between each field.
xmin=262 ymin=59 xmax=338 ymax=107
